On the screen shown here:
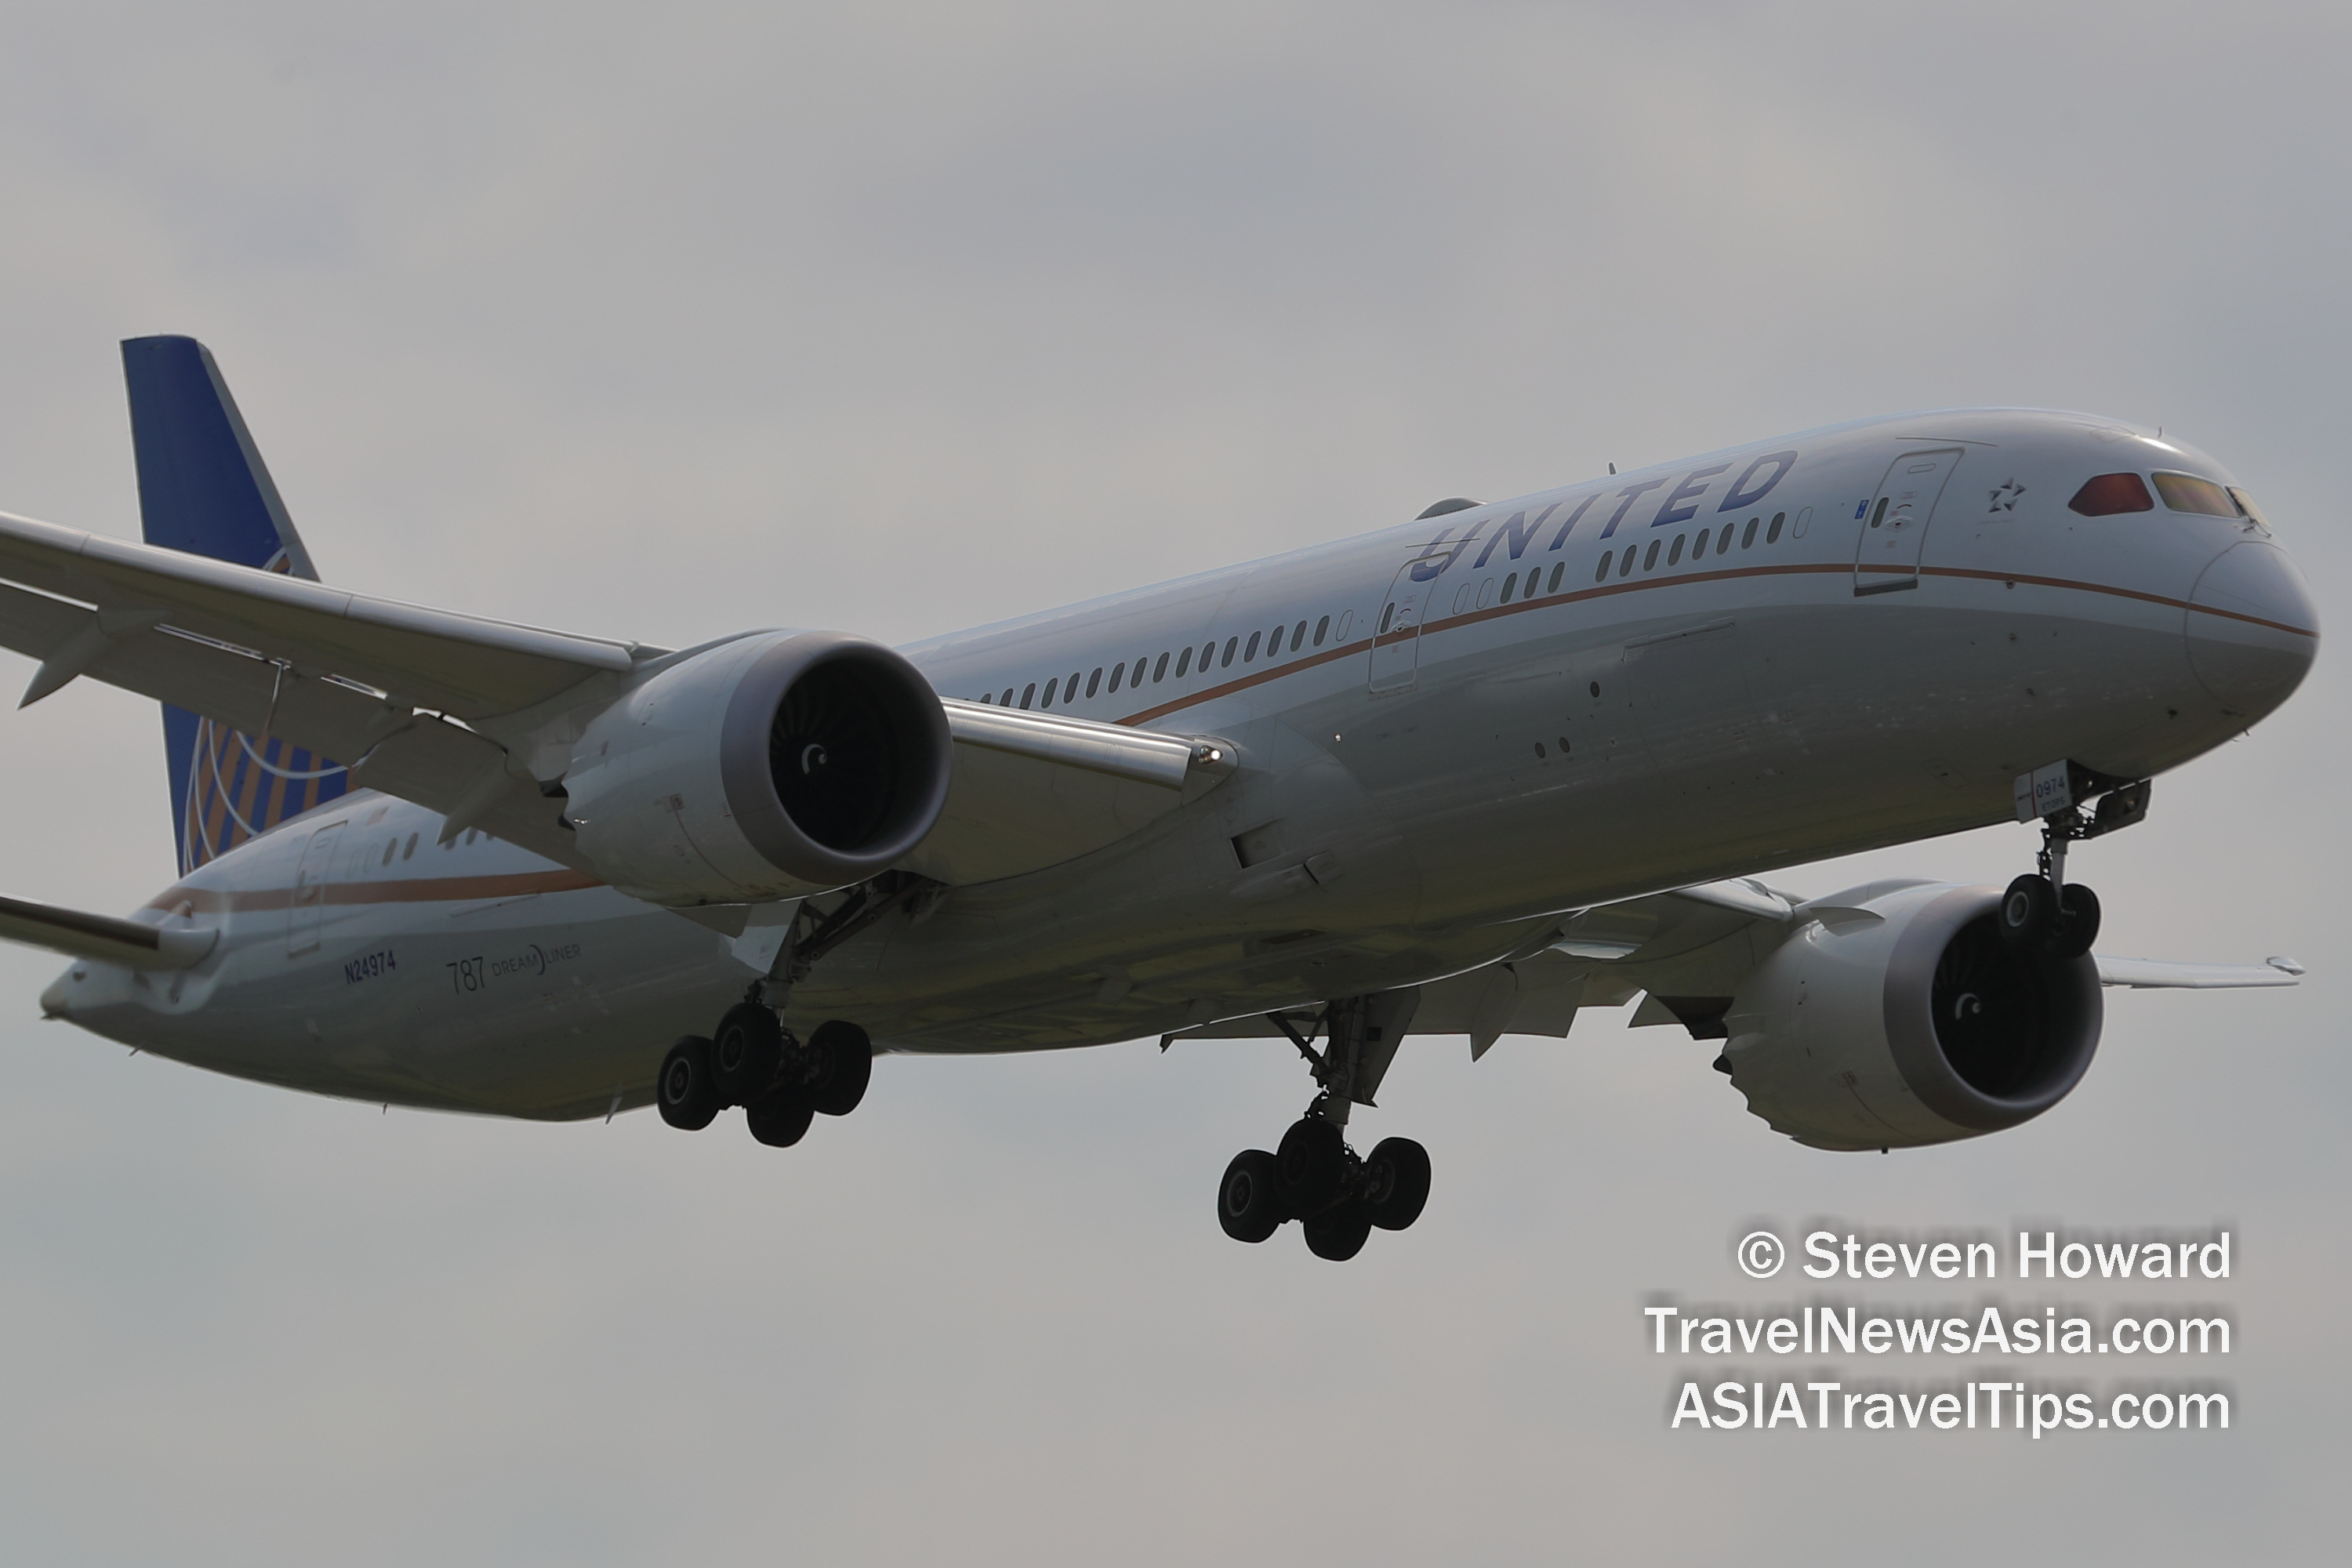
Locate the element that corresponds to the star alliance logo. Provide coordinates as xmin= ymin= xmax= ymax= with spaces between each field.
xmin=1988 ymin=478 xmax=2027 ymax=513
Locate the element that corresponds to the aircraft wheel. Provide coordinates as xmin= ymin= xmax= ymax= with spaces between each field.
xmin=711 ymin=1003 xmax=783 ymax=1105
xmin=2047 ymin=883 xmax=2101 ymax=960
xmin=1217 ymin=1149 xmax=1286 ymax=1243
xmin=746 ymin=1084 xmax=815 ymax=1148
xmin=1302 ymin=1200 xmax=1373 ymax=1262
xmin=656 ymin=1036 xmax=722 ymax=1131
xmin=1996 ymin=873 xmax=2056 ymax=949
xmin=1363 ymin=1137 xmax=1432 ymax=1232
xmin=807 ymin=1020 xmax=873 ymax=1117
xmin=1274 ymin=1116 xmax=1347 ymax=1216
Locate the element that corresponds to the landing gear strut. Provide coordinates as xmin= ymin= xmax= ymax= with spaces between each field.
xmin=1998 ymin=765 xmax=2151 ymax=960
xmin=1216 ymin=989 xmax=1432 ymax=1261
xmin=656 ymin=880 xmax=919 ymax=1144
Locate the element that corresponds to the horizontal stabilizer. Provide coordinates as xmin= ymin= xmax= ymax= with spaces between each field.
xmin=0 ymin=892 xmax=216 ymax=971
xmin=2094 ymin=954 xmax=2303 ymax=989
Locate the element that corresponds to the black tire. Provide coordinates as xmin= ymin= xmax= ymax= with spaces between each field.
xmin=710 ymin=1003 xmax=784 ymax=1105
xmin=746 ymin=1084 xmax=815 ymax=1148
xmin=1996 ymin=873 xmax=2056 ymax=950
xmin=656 ymin=1036 xmax=722 ymax=1131
xmin=1302 ymin=1200 xmax=1372 ymax=1261
xmin=1363 ymin=1137 xmax=1432 ymax=1232
xmin=1274 ymin=1116 xmax=1347 ymax=1216
xmin=807 ymin=1019 xmax=873 ymax=1117
xmin=1217 ymin=1149 xmax=1286 ymax=1243
xmin=2046 ymin=882 xmax=2101 ymax=960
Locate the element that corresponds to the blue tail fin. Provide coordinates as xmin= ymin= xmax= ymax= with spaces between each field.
xmin=122 ymin=336 xmax=350 ymax=874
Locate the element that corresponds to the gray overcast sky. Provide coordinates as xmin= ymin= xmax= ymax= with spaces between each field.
xmin=0 ymin=4 xmax=2344 ymax=1563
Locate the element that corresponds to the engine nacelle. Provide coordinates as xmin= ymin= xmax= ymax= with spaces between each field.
xmin=563 ymin=631 xmax=953 ymax=906
xmin=1721 ymin=881 xmax=2102 ymax=1151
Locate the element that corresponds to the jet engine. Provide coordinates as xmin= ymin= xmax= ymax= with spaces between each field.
xmin=562 ymin=631 xmax=953 ymax=906
xmin=1720 ymin=882 xmax=2102 ymax=1150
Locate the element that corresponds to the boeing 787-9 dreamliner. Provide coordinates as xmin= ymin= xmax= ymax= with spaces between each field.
xmin=0 ymin=338 xmax=2316 ymax=1260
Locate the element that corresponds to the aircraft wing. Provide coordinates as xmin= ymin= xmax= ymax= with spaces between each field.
xmin=1169 ymin=879 xmax=2307 ymax=1058
xmin=2092 ymin=955 xmax=2304 ymax=989
xmin=0 ymin=509 xmax=1227 ymax=884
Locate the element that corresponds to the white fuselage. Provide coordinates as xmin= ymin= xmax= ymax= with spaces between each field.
xmin=42 ymin=409 xmax=2318 ymax=1118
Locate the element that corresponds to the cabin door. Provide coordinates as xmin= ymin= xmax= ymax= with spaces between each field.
xmin=1853 ymin=448 xmax=1965 ymax=595
xmin=1368 ymin=561 xmax=1431 ymax=694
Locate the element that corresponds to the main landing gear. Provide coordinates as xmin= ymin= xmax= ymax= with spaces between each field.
xmin=655 ymin=996 xmax=872 ymax=1146
xmin=1997 ymin=767 xmax=2151 ymax=960
xmin=1217 ymin=989 xmax=1431 ymax=1262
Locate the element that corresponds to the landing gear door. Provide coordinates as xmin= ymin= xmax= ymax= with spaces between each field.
xmin=288 ymin=819 xmax=345 ymax=956
xmin=1854 ymin=448 xmax=1964 ymax=596
xmin=1368 ymin=563 xmax=1429 ymax=695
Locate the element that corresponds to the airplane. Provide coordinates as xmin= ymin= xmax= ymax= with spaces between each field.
xmin=0 ymin=336 xmax=2317 ymax=1261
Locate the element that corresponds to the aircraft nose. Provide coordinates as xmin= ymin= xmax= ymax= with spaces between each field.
xmin=2183 ymin=540 xmax=2320 ymax=717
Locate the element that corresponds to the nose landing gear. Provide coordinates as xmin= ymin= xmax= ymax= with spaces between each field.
xmin=656 ymin=990 xmax=873 ymax=1145
xmin=1215 ymin=989 xmax=1432 ymax=1261
xmin=1999 ymin=765 xmax=2151 ymax=960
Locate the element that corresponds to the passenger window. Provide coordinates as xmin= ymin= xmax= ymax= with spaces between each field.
xmin=2151 ymin=471 xmax=2238 ymax=517
xmin=1547 ymin=562 xmax=1563 ymax=593
xmin=1642 ymin=539 xmax=1661 ymax=570
xmin=1172 ymin=648 xmax=1189 ymax=677
xmin=1085 ymin=667 xmax=1100 ymax=698
xmin=1501 ymin=572 xmax=1519 ymax=601
xmin=1041 ymin=677 xmax=1058 ymax=707
xmin=1693 ymin=526 xmax=1709 ymax=556
xmin=1244 ymin=631 xmax=1261 ymax=662
xmin=1767 ymin=510 xmax=1785 ymax=543
xmin=1619 ymin=547 xmax=1635 ymax=578
xmin=1293 ymin=619 xmax=1307 ymax=649
xmin=1741 ymin=517 xmax=1759 ymax=548
xmin=1000 ymin=688 xmax=1014 ymax=706
xmin=1719 ymin=527 xmax=1733 ymax=556
xmin=1221 ymin=637 xmax=1239 ymax=668
xmin=1667 ymin=535 xmax=1685 ymax=566
xmin=1020 ymin=683 xmax=1036 ymax=709
xmin=1595 ymin=550 xmax=1613 ymax=582
xmin=382 ymin=838 xmax=396 ymax=866
xmin=1153 ymin=651 xmax=1171 ymax=681
xmin=1107 ymin=663 xmax=1123 ymax=694
xmin=1314 ymin=615 xmax=1330 ymax=646
xmin=403 ymin=833 xmax=417 ymax=859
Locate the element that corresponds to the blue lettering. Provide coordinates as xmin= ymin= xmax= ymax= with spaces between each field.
xmin=1472 ymin=502 xmax=1558 ymax=568
xmin=1544 ymin=494 xmax=1599 ymax=550
xmin=1650 ymin=463 xmax=1730 ymax=528
xmin=1717 ymin=450 xmax=1799 ymax=512
xmin=1596 ymin=478 xmax=1669 ymax=539
xmin=1409 ymin=519 xmax=1488 ymax=582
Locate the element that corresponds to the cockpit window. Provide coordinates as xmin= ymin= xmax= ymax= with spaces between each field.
xmin=2151 ymin=471 xmax=2238 ymax=517
xmin=2227 ymin=487 xmax=2271 ymax=528
xmin=2067 ymin=473 xmax=2154 ymax=516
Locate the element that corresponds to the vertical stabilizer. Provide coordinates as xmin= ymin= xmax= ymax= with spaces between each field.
xmin=122 ymin=336 xmax=350 ymax=873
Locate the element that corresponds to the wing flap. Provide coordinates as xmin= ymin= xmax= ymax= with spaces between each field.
xmin=0 ymin=583 xmax=583 ymax=864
